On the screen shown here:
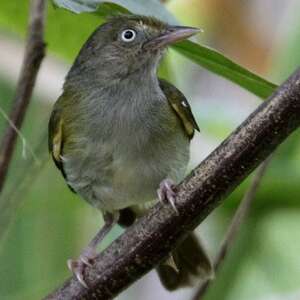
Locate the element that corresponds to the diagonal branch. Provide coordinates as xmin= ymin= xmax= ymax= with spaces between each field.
xmin=192 ymin=156 xmax=272 ymax=300
xmin=0 ymin=0 xmax=47 ymax=193
xmin=44 ymin=67 xmax=300 ymax=300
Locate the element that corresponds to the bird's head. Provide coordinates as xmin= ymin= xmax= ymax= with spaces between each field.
xmin=67 ymin=15 xmax=201 ymax=85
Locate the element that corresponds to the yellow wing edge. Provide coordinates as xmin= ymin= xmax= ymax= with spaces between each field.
xmin=159 ymin=78 xmax=200 ymax=139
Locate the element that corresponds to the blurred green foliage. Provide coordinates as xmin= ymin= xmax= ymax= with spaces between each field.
xmin=0 ymin=1 xmax=102 ymax=60
xmin=173 ymin=40 xmax=277 ymax=98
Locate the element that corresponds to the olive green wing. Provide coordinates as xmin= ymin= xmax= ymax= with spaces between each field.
xmin=48 ymin=107 xmax=75 ymax=193
xmin=159 ymin=78 xmax=199 ymax=139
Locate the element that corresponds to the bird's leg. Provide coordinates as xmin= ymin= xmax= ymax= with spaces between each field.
xmin=157 ymin=178 xmax=179 ymax=215
xmin=67 ymin=211 xmax=119 ymax=288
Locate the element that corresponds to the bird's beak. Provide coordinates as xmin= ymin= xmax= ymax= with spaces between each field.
xmin=144 ymin=26 xmax=202 ymax=50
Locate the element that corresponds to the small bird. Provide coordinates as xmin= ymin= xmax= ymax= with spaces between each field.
xmin=49 ymin=14 xmax=212 ymax=290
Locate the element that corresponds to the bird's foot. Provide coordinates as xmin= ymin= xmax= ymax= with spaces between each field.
xmin=67 ymin=246 xmax=97 ymax=288
xmin=157 ymin=178 xmax=179 ymax=215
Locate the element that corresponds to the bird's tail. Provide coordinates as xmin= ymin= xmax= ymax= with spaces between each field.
xmin=156 ymin=233 xmax=213 ymax=291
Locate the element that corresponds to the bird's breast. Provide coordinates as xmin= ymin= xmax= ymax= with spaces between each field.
xmin=61 ymin=83 xmax=190 ymax=211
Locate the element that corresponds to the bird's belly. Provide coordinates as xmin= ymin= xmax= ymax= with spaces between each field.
xmin=111 ymin=153 xmax=180 ymax=207
xmin=63 ymin=133 xmax=189 ymax=213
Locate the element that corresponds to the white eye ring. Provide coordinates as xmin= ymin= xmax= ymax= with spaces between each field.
xmin=121 ymin=29 xmax=136 ymax=42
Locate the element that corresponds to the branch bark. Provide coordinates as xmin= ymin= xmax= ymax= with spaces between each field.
xmin=0 ymin=0 xmax=46 ymax=193
xmin=192 ymin=157 xmax=271 ymax=300
xmin=44 ymin=67 xmax=300 ymax=300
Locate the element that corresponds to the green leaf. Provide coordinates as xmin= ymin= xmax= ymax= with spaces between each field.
xmin=52 ymin=0 xmax=99 ymax=13
xmin=172 ymin=40 xmax=278 ymax=99
xmin=52 ymin=0 xmax=177 ymax=23
xmin=94 ymin=3 xmax=130 ymax=17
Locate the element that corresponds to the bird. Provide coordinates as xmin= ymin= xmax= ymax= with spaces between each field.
xmin=48 ymin=14 xmax=213 ymax=290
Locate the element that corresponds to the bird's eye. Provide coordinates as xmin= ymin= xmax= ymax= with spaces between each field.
xmin=121 ymin=29 xmax=136 ymax=42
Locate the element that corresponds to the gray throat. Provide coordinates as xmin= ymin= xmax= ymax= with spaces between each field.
xmin=65 ymin=61 xmax=167 ymax=142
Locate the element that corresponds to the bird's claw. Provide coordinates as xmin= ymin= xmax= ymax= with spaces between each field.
xmin=67 ymin=258 xmax=89 ymax=288
xmin=67 ymin=247 xmax=97 ymax=288
xmin=157 ymin=178 xmax=179 ymax=215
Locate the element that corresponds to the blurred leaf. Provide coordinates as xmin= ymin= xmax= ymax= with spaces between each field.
xmin=52 ymin=0 xmax=99 ymax=13
xmin=52 ymin=0 xmax=177 ymax=23
xmin=172 ymin=40 xmax=278 ymax=99
xmin=272 ymin=2 xmax=300 ymax=81
xmin=52 ymin=0 xmax=130 ymax=16
xmin=94 ymin=3 xmax=130 ymax=17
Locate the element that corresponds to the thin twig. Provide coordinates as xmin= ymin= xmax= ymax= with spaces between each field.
xmin=0 ymin=105 xmax=39 ymax=163
xmin=44 ymin=68 xmax=300 ymax=300
xmin=192 ymin=156 xmax=272 ymax=300
xmin=0 ymin=0 xmax=46 ymax=193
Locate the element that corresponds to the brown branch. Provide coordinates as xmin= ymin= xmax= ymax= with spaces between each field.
xmin=44 ymin=67 xmax=300 ymax=300
xmin=192 ymin=156 xmax=272 ymax=300
xmin=0 ymin=0 xmax=46 ymax=193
